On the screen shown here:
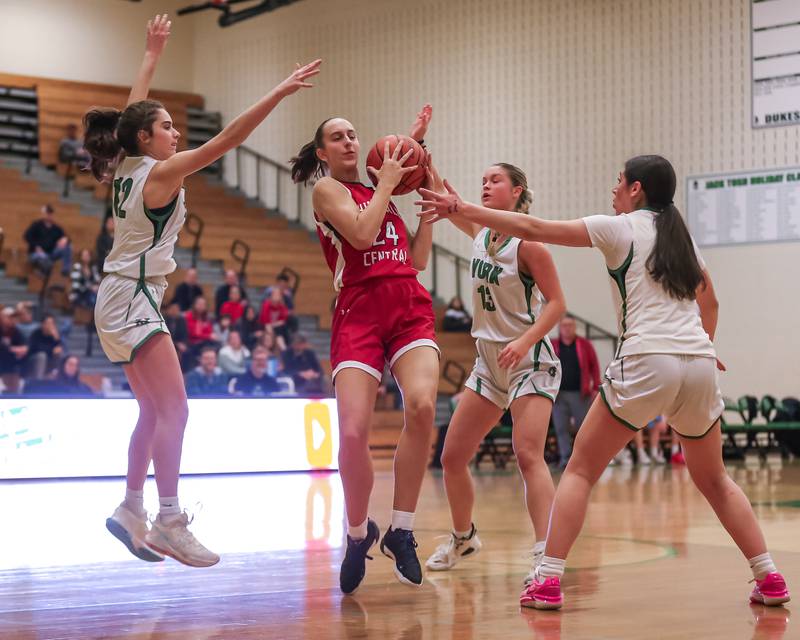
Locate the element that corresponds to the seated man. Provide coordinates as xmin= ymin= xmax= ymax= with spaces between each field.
xmin=281 ymin=333 xmax=323 ymax=394
xmin=184 ymin=347 xmax=228 ymax=397
xmin=171 ymin=267 xmax=203 ymax=312
xmin=230 ymin=346 xmax=280 ymax=397
xmin=23 ymin=204 xmax=72 ymax=276
xmin=0 ymin=308 xmax=28 ymax=393
xmin=215 ymin=269 xmax=249 ymax=316
xmin=58 ymin=123 xmax=90 ymax=168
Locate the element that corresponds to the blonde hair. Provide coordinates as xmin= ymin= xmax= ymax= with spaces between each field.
xmin=494 ymin=162 xmax=532 ymax=214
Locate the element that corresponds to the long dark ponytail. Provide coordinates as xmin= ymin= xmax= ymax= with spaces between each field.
xmin=289 ymin=118 xmax=332 ymax=184
xmin=624 ymin=155 xmax=703 ymax=300
xmin=83 ymin=99 xmax=163 ymax=182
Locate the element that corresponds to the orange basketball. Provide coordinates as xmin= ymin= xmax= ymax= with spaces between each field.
xmin=365 ymin=134 xmax=427 ymax=195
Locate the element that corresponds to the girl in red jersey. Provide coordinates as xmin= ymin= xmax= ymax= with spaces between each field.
xmin=291 ymin=107 xmax=440 ymax=593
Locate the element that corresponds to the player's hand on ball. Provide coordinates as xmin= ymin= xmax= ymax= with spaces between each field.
xmin=498 ymin=339 xmax=527 ymax=370
xmin=278 ymin=59 xmax=323 ymax=96
xmin=366 ymin=140 xmax=418 ymax=190
xmin=145 ymin=14 xmax=171 ymax=57
xmin=416 ymin=180 xmax=464 ymax=223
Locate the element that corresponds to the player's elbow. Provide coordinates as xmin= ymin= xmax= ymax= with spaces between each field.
xmin=412 ymin=255 xmax=428 ymax=271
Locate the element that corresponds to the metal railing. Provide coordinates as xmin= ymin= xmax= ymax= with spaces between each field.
xmin=184 ymin=213 xmax=204 ymax=268
xmin=278 ymin=266 xmax=301 ymax=296
xmin=230 ymin=239 xmax=251 ymax=281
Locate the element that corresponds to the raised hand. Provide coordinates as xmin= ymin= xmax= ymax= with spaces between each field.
xmin=366 ymin=139 xmax=418 ymax=190
xmin=145 ymin=14 xmax=171 ymax=58
xmin=409 ymin=104 xmax=433 ymax=142
xmin=419 ymin=153 xmax=445 ymax=195
xmin=277 ymin=59 xmax=323 ymax=97
xmin=415 ymin=180 xmax=465 ymax=223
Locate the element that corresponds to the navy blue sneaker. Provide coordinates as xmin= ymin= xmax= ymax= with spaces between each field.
xmin=380 ymin=526 xmax=423 ymax=587
xmin=340 ymin=519 xmax=380 ymax=594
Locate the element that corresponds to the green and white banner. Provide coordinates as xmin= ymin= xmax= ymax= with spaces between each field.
xmin=686 ymin=167 xmax=800 ymax=246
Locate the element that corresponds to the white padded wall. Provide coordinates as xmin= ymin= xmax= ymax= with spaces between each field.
xmin=192 ymin=0 xmax=800 ymax=398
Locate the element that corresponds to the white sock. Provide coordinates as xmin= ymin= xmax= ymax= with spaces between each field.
xmin=454 ymin=526 xmax=473 ymax=539
xmin=124 ymin=488 xmax=144 ymax=515
xmin=532 ymin=540 xmax=546 ymax=557
xmin=671 ymin=443 xmax=680 ymax=455
xmin=749 ymin=552 xmax=777 ymax=580
xmin=391 ymin=509 xmax=415 ymax=531
xmin=348 ymin=518 xmax=368 ymax=540
xmin=159 ymin=496 xmax=181 ymax=519
xmin=538 ymin=555 xmax=566 ymax=579
xmin=650 ymin=447 xmax=660 ymax=458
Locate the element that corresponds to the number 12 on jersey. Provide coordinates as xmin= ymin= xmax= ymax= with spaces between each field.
xmin=478 ymin=285 xmax=496 ymax=312
xmin=113 ymin=177 xmax=133 ymax=219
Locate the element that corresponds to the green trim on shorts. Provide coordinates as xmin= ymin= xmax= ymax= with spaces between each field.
xmin=673 ymin=414 xmax=722 ymax=440
xmin=112 ymin=328 xmax=169 ymax=365
xmin=476 ymin=377 xmax=482 ymax=395
xmin=598 ymin=385 xmax=641 ymax=432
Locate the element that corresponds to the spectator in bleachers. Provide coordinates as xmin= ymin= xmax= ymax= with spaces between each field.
xmin=551 ymin=315 xmax=601 ymax=469
xmin=95 ymin=215 xmax=114 ymax=271
xmin=24 ymin=204 xmax=73 ymax=277
xmin=236 ymin=304 xmax=263 ymax=351
xmin=260 ymin=324 xmax=287 ymax=355
xmin=218 ymin=330 xmax=250 ymax=377
xmin=185 ymin=347 xmax=228 ymax=397
xmin=163 ymin=302 xmax=189 ymax=369
xmin=214 ymin=314 xmax=233 ymax=346
xmin=12 ymin=302 xmax=38 ymax=341
xmin=281 ymin=332 xmax=323 ymax=394
xmin=264 ymin=273 xmax=299 ymax=334
xmin=57 ymin=123 xmax=90 ymax=168
xmin=215 ymin=269 xmax=249 ymax=317
xmin=0 ymin=308 xmax=28 ymax=392
xmin=219 ymin=285 xmax=245 ymax=324
xmin=27 ymin=314 xmax=64 ymax=379
xmin=259 ymin=287 xmax=290 ymax=342
xmin=53 ymin=355 xmax=95 ymax=396
xmin=230 ymin=346 xmax=280 ymax=397
xmin=70 ymin=248 xmax=101 ymax=309
xmin=442 ymin=296 xmax=472 ymax=332
xmin=185 ymin=297 xmax=218 ymax=367
xmin=172 ymin=267 xmax=203 ymax=312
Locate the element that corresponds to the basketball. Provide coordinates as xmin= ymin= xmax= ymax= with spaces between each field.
xmin=365 ymin=134 xmax=427 ymax=195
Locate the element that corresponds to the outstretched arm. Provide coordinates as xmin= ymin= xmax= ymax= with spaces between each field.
xmin=417 ymin=182 xmax=592 ymax=247
xmin=128 ymin=14 xmax=171 ymax=106
xmin=146 ymin=60 xmax=321 ymax=203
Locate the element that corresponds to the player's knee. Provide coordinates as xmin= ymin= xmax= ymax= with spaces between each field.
xmin=514 ymin=447 xmax=543 ymax=474
xmin=441 ymin=445 xmax=470 ymax=473
xmin=403 ymin=395 xmax=435 ymax=431
xmin=339 ymin=422 xmax=370 ymax=452
xmin=155 ymin=396 xmax=189 ymax=429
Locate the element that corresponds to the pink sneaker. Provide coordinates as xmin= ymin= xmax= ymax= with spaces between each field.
xmin=520 ymin=576 xmax=563 ymax=610
xmin=670 ymin=451 xmax=686 ymax=465
xmin=750 ymin=572 xmax=791 ymax=606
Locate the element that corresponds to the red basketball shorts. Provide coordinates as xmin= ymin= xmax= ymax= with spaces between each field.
xmin=330 ymin=277 xmax=439 ymax=382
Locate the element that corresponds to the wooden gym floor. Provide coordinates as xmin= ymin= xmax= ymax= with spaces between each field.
xmin=0 ymin=460 xmax=796 ymax=639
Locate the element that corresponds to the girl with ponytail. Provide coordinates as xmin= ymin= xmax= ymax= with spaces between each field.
xmin=89 ymin=14 xmax=321 ymax=569
xmin=417 ymin=155 xmax=790 ymax=610
xmin=290 ymin=108 xmax=443 ymax=594
xmin=424 ymin=162 xmax=566 ymax=588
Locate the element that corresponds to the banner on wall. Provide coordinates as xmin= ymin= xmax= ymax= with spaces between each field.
xmin=0 ymin=398 xmax=339 ymax=479
xmin=686 ymin=167 xmax=800 ymax=247
xmin=752 ymin=0 xmax=800 ymax=128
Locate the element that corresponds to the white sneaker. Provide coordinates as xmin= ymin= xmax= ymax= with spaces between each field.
xmin=146 ymin=512 xmax=220 ymax=567
xmin=615 ymin=449 xmax=633 ymax=467
xmin=106 ymin=503 xmax=164 ymax=562
xmin=523 ymin=548 xmax=544 ymax=586
xmin=651 ymin=448 xmax=666 ymax=464
xmin=425 ymin=524 xmax=482 ymax=571
xmin=638 ymin=449 xmax=652 ymax=465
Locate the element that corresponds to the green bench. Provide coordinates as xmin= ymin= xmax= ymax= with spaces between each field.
xmin=721 ymin=395 xmax=800 ymax=456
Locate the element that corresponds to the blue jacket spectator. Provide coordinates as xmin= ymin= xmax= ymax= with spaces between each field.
xmin=230 ymin=346 xmax=280 ymax=397
xmin=185 ymin=348 xmax=229 ymax=397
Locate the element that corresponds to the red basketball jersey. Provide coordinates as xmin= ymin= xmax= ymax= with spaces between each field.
xmin=314 ymin=181 xmax=418 ymax=290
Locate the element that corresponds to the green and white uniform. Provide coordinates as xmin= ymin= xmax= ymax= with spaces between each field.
xmin=95 ymin=156 xmax=185 ymax=363
xmin=465 ymin=228 xmax=561 ymax=409
xmin=584 ymin=208 xmax=723 ymax=438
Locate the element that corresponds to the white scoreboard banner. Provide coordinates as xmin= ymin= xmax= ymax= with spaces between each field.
xmin=752 ymin=0 xmax=800 ymax=128
xmin=0 ymin=398 xmax=339 ymax=479
xmin=687 ymin=167 xmax=800 ymax=247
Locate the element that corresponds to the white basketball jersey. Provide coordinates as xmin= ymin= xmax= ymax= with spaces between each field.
xmin=470 ymin=229 xmax=557 ymax=362
xmin=103 ymin=156 xmax=186 ymax=279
